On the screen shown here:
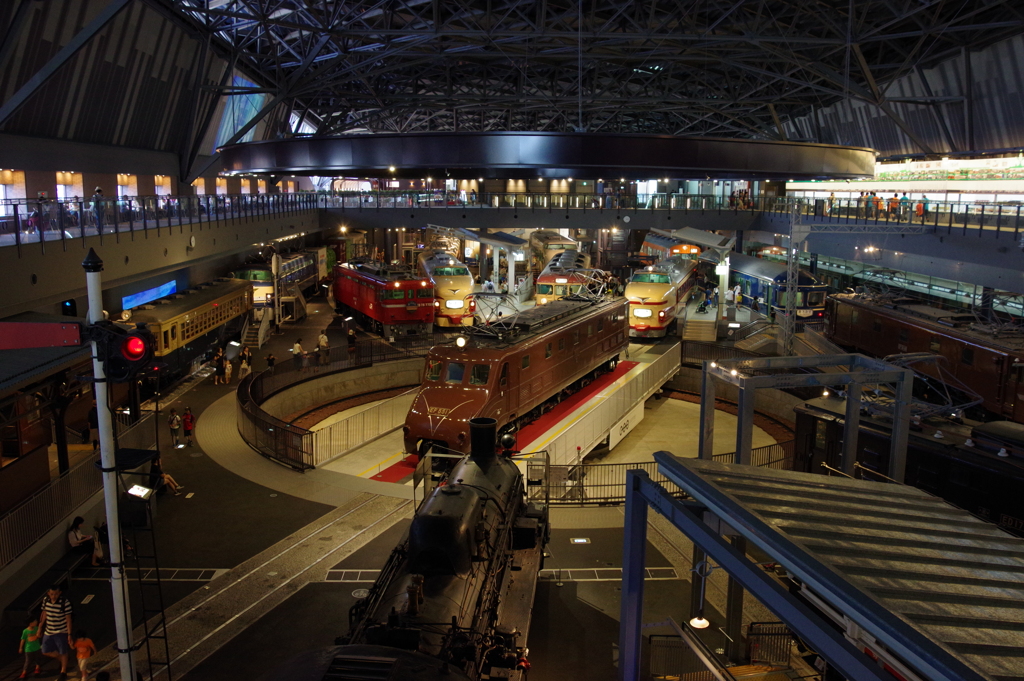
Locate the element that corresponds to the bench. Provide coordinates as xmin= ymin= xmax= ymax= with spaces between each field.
xmin=3 ymin=551 xmax=90 ymax=625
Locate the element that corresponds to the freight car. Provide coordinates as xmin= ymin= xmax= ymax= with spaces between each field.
xmin=417 ymin=249 xmax=475 ymax=327
xmin=404 ymin=296 xmax=629 ymax=457
xmin=624 ymin=257 xmax=698 ymax=338
xmin=125 ymin=278 xmax=253 ymax=383
xmin=794 ymin=397 xmax=1024 ymax=536
xmin=534 ymin=250 xmax=593 ymax=305
xmin=262 ymin=419 xmax=548 ymax=681
xmin=333 ymin=260 xmax=435 ymax=337
xmin=825 ymin=293 xmax=1024 ymax=422
xmin=729 ymin=253 xmax=829 ymax=321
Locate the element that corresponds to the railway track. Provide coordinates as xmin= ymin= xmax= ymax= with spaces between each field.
xmin=90 ymin=493 xmax=412 ymax=680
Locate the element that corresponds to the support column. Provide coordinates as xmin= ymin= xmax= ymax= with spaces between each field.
xmin=689 ymin=545 xmax=706 ymax=620
xmin=889 ymin=375 xmax=913 ymax=482
xmin=734 ymin=385 xmax=755 ymax=465
xmin=508 ymin=252 xmax=517 ymax=297
xmin=980 ymin=286 xmax=995 ymax=322
xmin=725 ymin=536 xmax=746 ymax=664
xmin=620 ymin=471 xmax=649 ymax=681
xmin=492 ymin=246 xmax=501 ymax=287
xmin=699 ymin=366 xmax=716 ymax=460
xmin=842 ymin=383 xmax=862 ymax=477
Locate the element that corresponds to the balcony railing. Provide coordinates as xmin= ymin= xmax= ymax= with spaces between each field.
xmin=318 ymin=190 xmax=1024 ymax=237
xmin=0 ymin=192 xmax=317 ymax=249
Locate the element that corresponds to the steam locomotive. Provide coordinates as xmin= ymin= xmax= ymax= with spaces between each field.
xmin=262 ymin=419 xmax=550 ymax=681
xmin=403 ymin=295 xmax=629 ymax=458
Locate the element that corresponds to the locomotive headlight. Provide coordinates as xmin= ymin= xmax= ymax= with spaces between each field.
xmin=540 ymin=297 xmax=548 ymax=304
xmin=434 ymin=300 xmax=440 ymax=307
xmin=456 ymin=335 xmax=468 ymax=348
xmin=658 ymin=310 xmax=667 ymax=321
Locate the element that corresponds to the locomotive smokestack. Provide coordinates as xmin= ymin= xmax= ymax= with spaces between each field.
xmin=469 ymin=417 xmax=498 ymax=464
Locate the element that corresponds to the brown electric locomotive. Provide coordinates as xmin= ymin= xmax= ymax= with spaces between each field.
xmin=403 ymin=296 xmax=629 ymax=457
xmin=826 ymin=293 xmax=1024 ymax=422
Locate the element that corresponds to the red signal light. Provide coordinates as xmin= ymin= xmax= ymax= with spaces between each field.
xmin=122 ymin=335 xmax=147 ymax=361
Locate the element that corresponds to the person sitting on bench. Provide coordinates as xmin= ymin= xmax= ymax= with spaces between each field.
xmin=67 ymin=517 xmax=103 ymax=567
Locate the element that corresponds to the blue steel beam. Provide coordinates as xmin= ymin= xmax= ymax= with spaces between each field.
xmin=620 ymin=468 xmax=894 ymax=681
xmin=652 ymin=453 xmax=988 ymax=681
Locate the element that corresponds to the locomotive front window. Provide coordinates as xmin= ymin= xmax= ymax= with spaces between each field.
xmin=382 ymin=289 xmax=406 ymax=300
xmin=426 ymin=360 xmax=443 ymax=381
xmin=555 ymin=285 xmax=567 ymax=295
xmin=446 ymin=362 xmax=466 ymax=383
xmin=418 ymin=289 xmax=433 ymax=298
xmin=470 ymin=364 xmax=491 ymax=385
xmin=538 ymin=284 xmax=553 ymax=295
xmin=631 ymin=273 xmax=671 ymax=284
xmin=806 ymin=291 xmax=825 ymax=307
xmin=435 ymin=267 xmax=470 ymax=276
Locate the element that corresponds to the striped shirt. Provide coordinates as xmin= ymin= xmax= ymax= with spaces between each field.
xmin=41 ymin=596 xmax=72 ymax=635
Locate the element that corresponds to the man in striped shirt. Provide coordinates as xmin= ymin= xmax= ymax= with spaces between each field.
xmin=39 ymin=584 xmax=73 ymax=681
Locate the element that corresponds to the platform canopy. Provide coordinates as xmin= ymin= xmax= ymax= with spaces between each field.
xmin=654 ymin=455 xmax=1024 ymax=681
xmin=449 ymin=227 xmax=528 ymax=250
xmin=653 ymin=228 xmax=736 ymax=255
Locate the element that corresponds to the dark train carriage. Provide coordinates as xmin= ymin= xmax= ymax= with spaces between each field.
xmin=334 ymin=261 xmax=435 ymax=337
xmin=825 ymin=294 xmax=1024 ymax=421
xmin=794 ymin=398 xmax=1024 ymax=536
xmin=404 ymin=297 xmax=629 ymax=457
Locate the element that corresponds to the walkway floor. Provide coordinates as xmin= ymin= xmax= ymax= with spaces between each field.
xmin=0 ymin=295 xmax=780 ymax=681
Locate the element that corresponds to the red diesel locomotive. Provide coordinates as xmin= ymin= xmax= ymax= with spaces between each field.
xmin=403 ymin=296 xmax=629 ymax=457
xmin=334 ymin=261 xmax=435 ymax=337
xmin=826 ymin=293 xmax=1024 ymax=422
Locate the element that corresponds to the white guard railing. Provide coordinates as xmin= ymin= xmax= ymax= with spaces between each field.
xmin=541 ymin=343 xmax=681 ymax=465
xmin=310 ymin=390 xmax=418 ymax=467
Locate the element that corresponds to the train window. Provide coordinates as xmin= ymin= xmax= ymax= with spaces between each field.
xmin=872 ymin=320 xmax=881 ymax=333
xmin=929 ymin=336 xmax=941 ymax=352
xmin=446 ymin=362 xmax=466 ymax=383
xmin=574 ymin=330 xmax=580 ymax=345
xmin=500 ymin=363 xmax=508 ymax=387
xmin=426 ymin=360 xmax=442 ymax=381
xmin=961 ymin=346 xmax=974 ymax=366
xmin=806 ymin=291 xmax=825 ymax=307
xmin=545 ymin=343 xmax=552 ymax=358
xmin=522 ymin=355 xmax=531 ymax=369
xmin=538 ymin=284 xmax=553 ymax=295
xmin=587 ymin=324 xmax=593 ymax=337
xmin=852 ymin=310 xmax=859 ymax=324
xmin=598 ymin=318 xmax=604 ymax=332
xmin=815 ymin=421 xmax=828 ymax=452
xmin=418 ymin=289 xmax=432 ymax=298
xmin=170 ymin=326 xmax=176 ymax=340
xmin=162 ymin=330 xmax=169 ymax=349
xmin=470 ymin=364 xmax=491 ymax=385
xmin=898 ymin=329 xmax=908 ymax=343
xmin=558 ymin=338 xmax=565 ymax=351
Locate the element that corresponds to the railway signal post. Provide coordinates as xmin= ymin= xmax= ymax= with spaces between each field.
xmin=82 ymin=248 xmax=139 ymax=681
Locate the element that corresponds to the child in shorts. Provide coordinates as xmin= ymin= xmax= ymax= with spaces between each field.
xmin=18 ymin=615 xmax=42 ymax=678
xmin=73 ymin=630 xmax=95 ymax=680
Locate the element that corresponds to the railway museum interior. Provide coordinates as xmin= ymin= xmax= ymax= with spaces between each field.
xmin=3 ymin=2 xmax=1024 ymax=681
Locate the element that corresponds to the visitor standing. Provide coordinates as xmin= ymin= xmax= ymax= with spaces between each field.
xmin=292 ymin=339 xmax=305 ymax=372
xmin=182 ymin=407 xmax=196 ymax=447
xmin=167 ymin=409 xmax=181 ymax=447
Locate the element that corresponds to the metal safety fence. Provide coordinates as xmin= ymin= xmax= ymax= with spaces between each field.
xmin=0 ymin=192 xmax=317 ymax=251
xmin=310 ymin=390 xmax=417 ymax=467
xmin=0 ymin=409 xmax=161 ymax=572
xmin=319 ymin=191 xmax=1024 ymax=238
xmin=527 ymin=441 xmax=794 ymax=506
xmin=236 ymin=338 xmax=435 ymax=470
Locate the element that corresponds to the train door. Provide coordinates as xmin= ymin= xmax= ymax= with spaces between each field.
xmin=499 ymin=362 xmax=517 ymax=416
xmin=1010 ymin=363 xmax=1024 ymax=422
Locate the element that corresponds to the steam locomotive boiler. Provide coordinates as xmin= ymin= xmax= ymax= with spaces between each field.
xmin=261 ymin=418 xmax=550 ymax=681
